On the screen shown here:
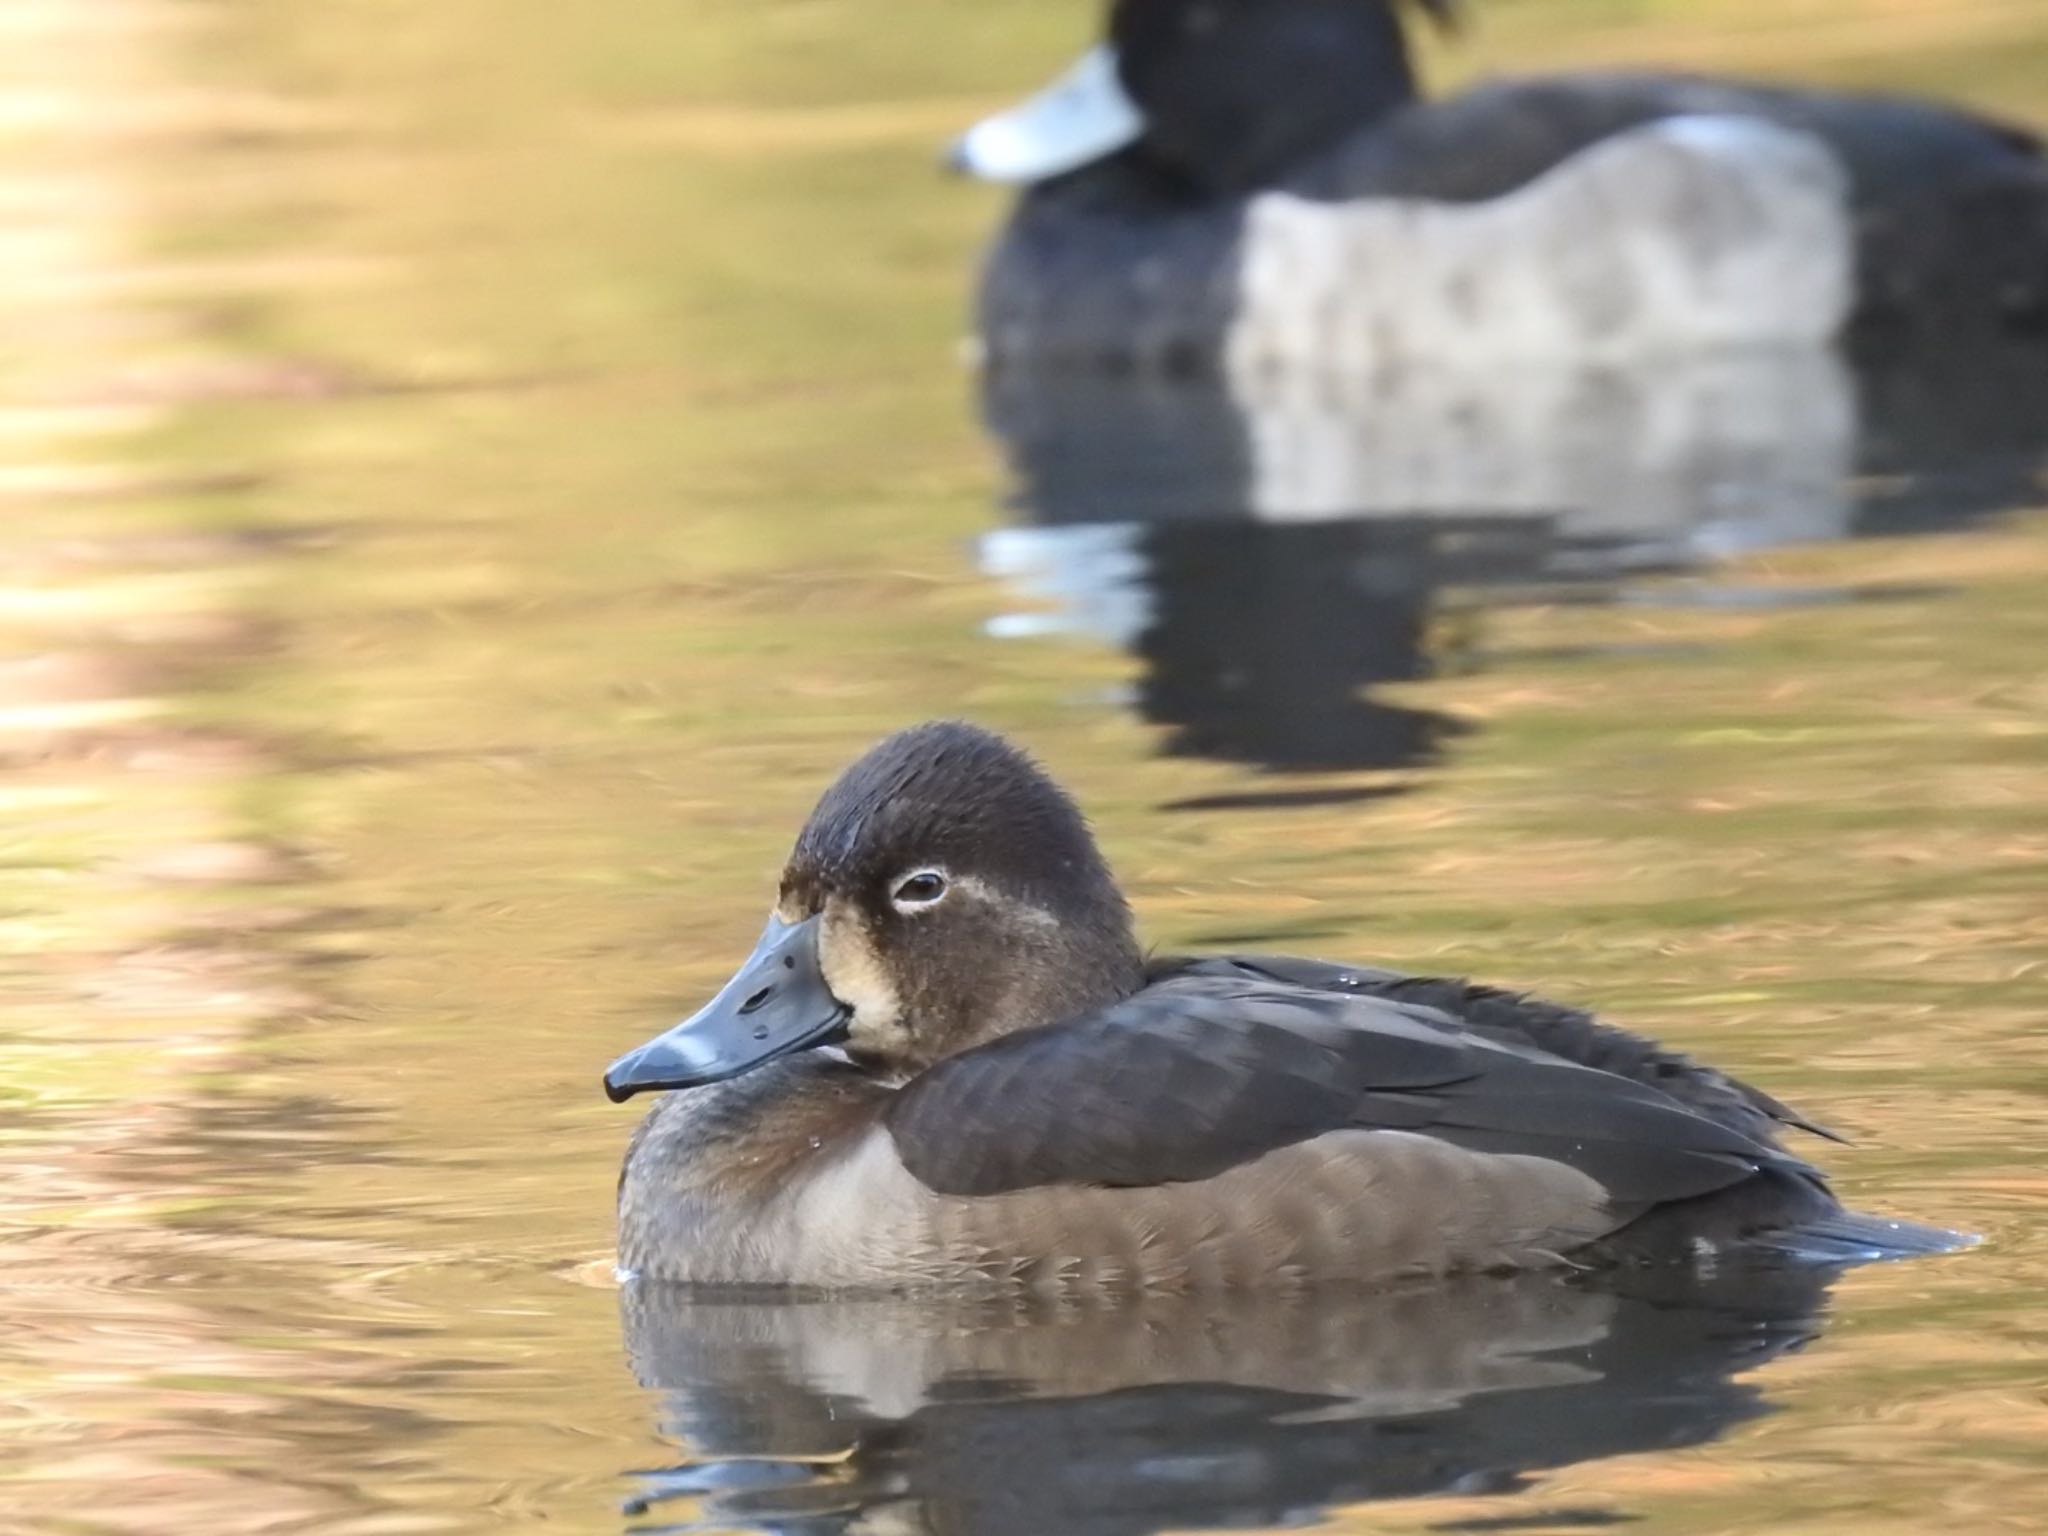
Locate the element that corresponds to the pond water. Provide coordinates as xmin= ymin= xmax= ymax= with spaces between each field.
xmin=2 ymin=1 xmax=2045 ymax=1532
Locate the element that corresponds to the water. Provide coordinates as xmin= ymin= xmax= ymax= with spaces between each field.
xmin=2 ymin=0 xmax=2045 ymax=1531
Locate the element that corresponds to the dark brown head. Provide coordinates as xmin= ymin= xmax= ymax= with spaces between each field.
xmin=604 ymin=723 xmax=1145 ymax=1100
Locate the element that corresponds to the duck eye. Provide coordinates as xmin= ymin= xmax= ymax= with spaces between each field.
xmin=891 ymin=870 xmax=948 ymax=909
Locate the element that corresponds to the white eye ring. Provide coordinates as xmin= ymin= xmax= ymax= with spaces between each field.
xmin=890 ymin=868 xmax=949 ymax=911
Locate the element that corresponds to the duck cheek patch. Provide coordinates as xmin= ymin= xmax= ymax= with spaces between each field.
xmin=818 ymin=897 xmax=912 ymax=1062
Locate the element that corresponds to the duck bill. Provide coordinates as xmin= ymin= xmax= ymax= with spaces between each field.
xmin=950 ymin=45 xmax=1145 ymax=183
xmin=603 ymin=915 xmax=849 ymax=1102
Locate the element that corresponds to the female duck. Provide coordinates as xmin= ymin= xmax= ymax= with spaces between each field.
xmin=952 ymin=0 xmax=2048 ymax=368
xmin=606 ymin=721 xmax=1958 ymax=1291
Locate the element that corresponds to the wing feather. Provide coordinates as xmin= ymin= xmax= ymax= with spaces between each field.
xmin=1176 ymin=954 xmax=1842 ymax=1145
xmin=885 ymin=973 xmax=1806 ymax=1211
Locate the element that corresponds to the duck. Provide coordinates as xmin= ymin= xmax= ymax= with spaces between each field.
xmin=951 ymin=0 xmax=2048 ymax=369
xmin=605 ymin=720 xmax=1962 ymax=1291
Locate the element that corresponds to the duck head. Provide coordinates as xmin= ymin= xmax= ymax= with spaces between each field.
xmin=952 ymin=0 xmax=1455 ymax=194
xmin=603 ymin=723 xmax=1145 ymax=1101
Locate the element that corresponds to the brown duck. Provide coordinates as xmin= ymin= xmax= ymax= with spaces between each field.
xmin=605 ymin=721 xmax=1962 ymax=1290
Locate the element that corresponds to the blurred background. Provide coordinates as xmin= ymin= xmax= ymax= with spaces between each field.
xmin=1 ymin=1 xmax=2045 ymax=1532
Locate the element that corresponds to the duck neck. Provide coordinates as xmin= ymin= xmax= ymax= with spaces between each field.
xmin=958 ymin=916 xmax=1147 ymax=1055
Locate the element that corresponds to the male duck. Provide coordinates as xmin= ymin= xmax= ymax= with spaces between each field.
xmin=606 ymin=721 xmax=1960 ymax=1291
xmin=952 ymin=0 xmax=2048 ymax=368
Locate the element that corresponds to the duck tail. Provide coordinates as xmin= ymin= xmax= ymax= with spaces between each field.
xmin=1750 ymin=1208 xmax=1978 ymax=1265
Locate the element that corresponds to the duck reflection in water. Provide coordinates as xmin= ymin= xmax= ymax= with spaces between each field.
xmin=986 ymin=515 xmax=1485 ymax=779
xmin=979 ymin=349 xmax=1856 ymax=782
xmin=978 ymin=338 xmax=2048 ymax=784
xmin=620 ymin=1263 xmax=1833 ymax=1536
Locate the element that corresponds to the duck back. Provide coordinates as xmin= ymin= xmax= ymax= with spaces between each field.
xmin=1160 ymin=953 xmax=1963 ymax=1265
xmin=1315 ymin=73 xmax=2048 ymax=329
xmin=976 ymin=72 xmax=2048 ymax=365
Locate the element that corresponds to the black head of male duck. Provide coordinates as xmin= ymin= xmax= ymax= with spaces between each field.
xmin=605 ymin=720 xmax=1965 ymax=1292
xmin=953 ymin=0 xmax=2048 ymax=366
xmin=953 ymin=0 xmax=1455 ymax=196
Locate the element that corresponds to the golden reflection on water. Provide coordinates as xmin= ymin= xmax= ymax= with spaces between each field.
xmin=0 ymin=0 xmax=2044 ymax=1532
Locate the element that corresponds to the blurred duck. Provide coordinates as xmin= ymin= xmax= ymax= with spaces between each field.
xmin=951 ymin=0 xmax=2048 ymax=368
xmin=605 ymin=721 xmax=1963 ymax=1291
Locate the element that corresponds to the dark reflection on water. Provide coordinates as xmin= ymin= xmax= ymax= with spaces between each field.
xmin=979 ymin=340 xmax=2048 ymax=778
xmin=987 ymin=518 xmax=1486 ymax=774
xmin=622 ymin=1264 xmax=1837 ymax=1536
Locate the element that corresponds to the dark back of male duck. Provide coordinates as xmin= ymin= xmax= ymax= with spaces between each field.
xmin=954 ymin=0 xmax=2048 ymax=366
xmin=605 ymin=721 xmax=1966 ymax=1291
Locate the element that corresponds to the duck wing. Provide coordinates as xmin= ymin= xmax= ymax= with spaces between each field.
xmin=1315 ymin=72 xmax=2048 ymax=329
xmin=1167 ymin=953 xmax=1843 ymax=1147
xmin=884 ymin=974 xmax=1815 ymax=1213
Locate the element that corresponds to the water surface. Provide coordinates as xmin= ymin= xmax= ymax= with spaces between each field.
xmin=2 ymin=1 xmax=2045 ymax=1532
